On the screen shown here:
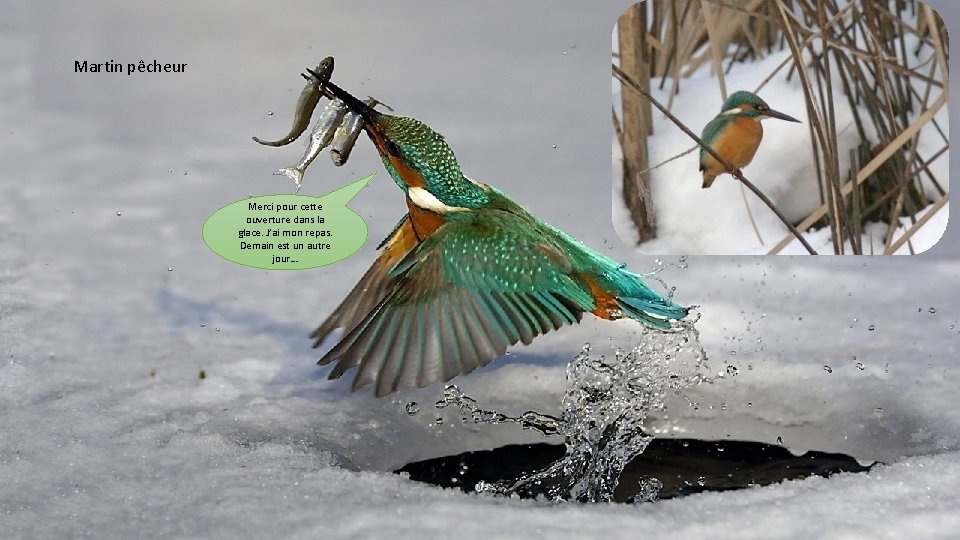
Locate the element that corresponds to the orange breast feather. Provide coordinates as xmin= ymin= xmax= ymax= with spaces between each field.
xmin=714 ymin=117 xmax=763 ymax=169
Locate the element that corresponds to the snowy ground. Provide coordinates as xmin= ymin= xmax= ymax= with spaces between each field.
xmin=613 ymin=5 xmax=950 ymax=256
xmin=2 ymin=1 xmax=960 ymax=538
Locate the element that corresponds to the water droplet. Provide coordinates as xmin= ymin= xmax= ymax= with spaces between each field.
xmin=442 ymin=330 xmax=708 ymax=502
xmin=726 ymin=365 xmax=739 ymax=376
xmin=434 ymin=417 xmax=443 ymax=425
xmin=823 ymin=365 xmax=833 ymax=373
xmin=777 ymin=436 xmax=783 ymax=445
xmin=696 ymin=476 xmax=706 ymax=486
xmin=405 ymin=402 xmax=421 ymax=415
xmin=551 ymin=144 xmax=557 ymax=149
xmin=115 ymin=211 xmax=122 ymax=216
xmin=167 ymin=267 xmax=173 ymax=272
xmin=874 ymin=407 xmax=885 ymax=417
xmin=868 ymin=324 xmax=876 ymax=331
xmin=929 ymin=307 xmax=937 ymax=314
xmin=856 ymin=362 xmax=865 ymax=370
xmin=267 ymin=111 xmax=274 ymax=116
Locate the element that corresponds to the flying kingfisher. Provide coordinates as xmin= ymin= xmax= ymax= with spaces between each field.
xmin=699 ymin=90 xmax=801 ymax=189
xmin=306 ymin=73 xmax=689 ymax=397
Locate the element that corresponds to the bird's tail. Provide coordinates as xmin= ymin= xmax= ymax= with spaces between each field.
xmin=617 ymin=295 xmax=688 ymax=330
xmin=611 ymin=267 xmax=689 ymax=330
xmin=701 ymin=172 xmax=717 ymax=189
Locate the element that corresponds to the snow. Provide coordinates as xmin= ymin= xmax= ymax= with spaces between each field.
xmin=613 ymin=11 xmax=949 ymax=256
xmin=2 ymin=1 xmax=960 ymax=538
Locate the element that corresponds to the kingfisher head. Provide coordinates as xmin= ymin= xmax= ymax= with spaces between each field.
xmin=310 ymin=69 xmax=489 ymax=210
xmin=717 ymin=91 xmax=801 ymax=123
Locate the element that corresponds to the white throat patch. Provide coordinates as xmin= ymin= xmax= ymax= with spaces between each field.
xmin=408 ymin=186 xmax=470 ymax=213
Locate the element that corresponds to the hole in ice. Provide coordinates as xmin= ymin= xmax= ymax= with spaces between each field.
xmin=394 ymin=324 xmax=872 ymax=502
xmin=396 ymin=439 xmax=872 ymax=503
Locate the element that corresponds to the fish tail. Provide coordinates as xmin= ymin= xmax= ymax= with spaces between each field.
xmin=273 ymin=167 xmax=304 ymax=188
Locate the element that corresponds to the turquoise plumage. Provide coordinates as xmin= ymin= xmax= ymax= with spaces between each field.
xmin=309 ymin=78 xmax=688 ymax=396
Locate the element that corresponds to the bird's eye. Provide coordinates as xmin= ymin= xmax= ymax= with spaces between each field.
xmin=387 ymin=140 xmax=402 ymax=156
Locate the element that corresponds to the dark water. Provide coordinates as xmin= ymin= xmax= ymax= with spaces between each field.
xmin=398 ymin=439 xmax=872 ymax=503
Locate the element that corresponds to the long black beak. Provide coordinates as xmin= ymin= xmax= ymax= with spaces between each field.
xmin=306 ymin=67 xmax=382 ymax=123
xmin=765 ymin=108 xmax=802 ymax=123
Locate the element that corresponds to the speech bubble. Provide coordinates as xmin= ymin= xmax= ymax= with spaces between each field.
xmin=202 ymin=173 xmax=375 ymax=270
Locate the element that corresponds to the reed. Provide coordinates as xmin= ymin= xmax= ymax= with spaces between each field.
xmin=613 ymin=0 xmax=948 ymax=254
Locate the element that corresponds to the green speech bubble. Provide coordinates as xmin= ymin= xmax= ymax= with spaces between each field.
xmin=202 ymin=173 xmax=375 ymax=270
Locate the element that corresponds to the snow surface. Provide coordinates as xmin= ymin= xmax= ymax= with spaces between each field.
xmin=2 ymin=1 xmax=960 ymax=538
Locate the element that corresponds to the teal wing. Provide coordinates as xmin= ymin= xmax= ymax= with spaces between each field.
xmin=699 ymin=115 xmax=727 ymax=171
xmin=318 ymin=210 xmax=594 ymax=397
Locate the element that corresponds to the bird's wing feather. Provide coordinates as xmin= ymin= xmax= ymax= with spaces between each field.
xmin=699 ymin=115 xmax=728 ymax=170
xmin=319 ymin=209 xmax=593 ymax=396
xmin=310 ymin=215 xmax=418 ymax=348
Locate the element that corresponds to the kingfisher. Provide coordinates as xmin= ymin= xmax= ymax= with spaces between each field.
xmin=699 ymin=90 xmax=801 ymax=189
xmin=306 ymin=73 xmax=688 ymax=397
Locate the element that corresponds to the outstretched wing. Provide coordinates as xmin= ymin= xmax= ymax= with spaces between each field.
xmin=319 ymin=209 xmax=595 ymax=397
xmin=310 ymin=216 xmax=419 ymax=348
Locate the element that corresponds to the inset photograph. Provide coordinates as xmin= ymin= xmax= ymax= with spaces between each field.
xmin=613 ymin=0 xmax=948 ymax=255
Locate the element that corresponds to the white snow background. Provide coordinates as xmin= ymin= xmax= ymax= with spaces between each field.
xmin=1 ymin=1 xmax=959 ymax=538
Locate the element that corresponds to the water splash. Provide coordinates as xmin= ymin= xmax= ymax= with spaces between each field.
xmin=466 ymin=322 xmax=710 ymax=502
xmin=436 ymin=385 xmax=560 ymax=436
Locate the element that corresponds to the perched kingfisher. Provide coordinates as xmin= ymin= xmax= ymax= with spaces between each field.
xmin=699 ymin=91 xmax=801 ymax=189
xmin=308 ymin=74 xmax=688 ymax=397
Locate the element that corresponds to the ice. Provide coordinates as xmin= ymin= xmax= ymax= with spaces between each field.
xmin=2 ymin=1 xmax=960 ymax=539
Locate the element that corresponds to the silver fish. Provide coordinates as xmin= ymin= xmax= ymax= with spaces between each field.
xmin=274 ymin=97 xmax=349 ymax=190
xmin=252 ymin=57 xmax=334 ymax=147
xmin=330 ymin=98 xmax=378 ymax=167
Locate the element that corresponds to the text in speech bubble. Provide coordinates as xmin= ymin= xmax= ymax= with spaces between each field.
xmin=202 ymin=173 xmax=375 ymax=270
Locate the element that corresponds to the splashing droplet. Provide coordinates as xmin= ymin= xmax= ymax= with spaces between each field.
xmin=476 ymin=323 xmax=709 ymax=502
xmin=405 ymin=402 xmax=421 ymax=415
xmin=823 ymin=365 xmax=833 ymax=373
xmin=868 ymin=324 xmax=876 ymax=331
